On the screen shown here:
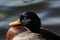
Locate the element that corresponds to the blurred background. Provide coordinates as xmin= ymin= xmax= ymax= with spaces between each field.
xmin=0 ymin=0 xmax=60 ymax=40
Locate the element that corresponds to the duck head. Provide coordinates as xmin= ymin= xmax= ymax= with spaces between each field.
xmin=9 ymin=12 xmax=41 ymax=33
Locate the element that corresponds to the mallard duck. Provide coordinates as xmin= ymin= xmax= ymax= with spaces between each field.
xmin=6 ymin=12 xmax=60 ymax=40
xmin=6 ymin=12 xmax=45 ymax=40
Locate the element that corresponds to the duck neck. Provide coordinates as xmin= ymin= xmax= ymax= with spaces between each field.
xmin=12 ymin=26 xmax=30 ymax=33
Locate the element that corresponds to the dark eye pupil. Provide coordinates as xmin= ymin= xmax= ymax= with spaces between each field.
xmin=20 ymin=15 xmax=26 ymax=20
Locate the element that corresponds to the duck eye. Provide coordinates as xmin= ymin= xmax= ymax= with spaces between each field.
xmin=20 ymin=16 xmax=25 ymax=20
xmin=24 ymin=17 xmax=26 ymax=19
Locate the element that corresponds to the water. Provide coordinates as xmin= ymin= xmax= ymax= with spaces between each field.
xmin=0 ymin=37 xmax=6 ymax=40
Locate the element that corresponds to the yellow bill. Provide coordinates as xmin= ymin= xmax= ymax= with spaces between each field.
xmin=9 ymin=19 xmax=21 ymax=26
